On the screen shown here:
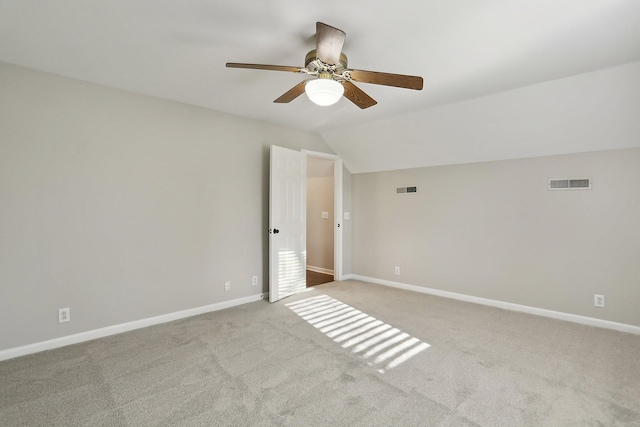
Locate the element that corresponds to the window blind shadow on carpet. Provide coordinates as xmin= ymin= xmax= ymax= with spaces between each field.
xmin=287 ymin=295 xmax=430 ymax=373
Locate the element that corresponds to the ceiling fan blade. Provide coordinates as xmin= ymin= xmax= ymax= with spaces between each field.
xmin=226 ymin=63 xmax=303 ymax=73
xmin=349 ymin=69 xmax=423 ymax=90
xmin=274 ymin=81 xmax=310 ymax=103
xmin=342 ymin=81 xmax=377 ymax=109
xmin=316 ymin=22 xmax=345 ymax=65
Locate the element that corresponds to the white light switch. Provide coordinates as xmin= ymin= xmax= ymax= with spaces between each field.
xmin=322 ymin=212 xmax=329 ymax=219
xmin=344 ymin=212 xmax=350 ymax=220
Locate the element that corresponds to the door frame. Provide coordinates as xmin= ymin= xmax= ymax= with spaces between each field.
xmin=302 ymin=150 xmax=343 ymax=281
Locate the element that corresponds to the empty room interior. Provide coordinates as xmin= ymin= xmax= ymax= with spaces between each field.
xmin=1 ymin=1 xmax=640 ymax=425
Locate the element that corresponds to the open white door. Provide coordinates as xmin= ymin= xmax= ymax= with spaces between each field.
xmin=269 ymin=145 xmax=306 ymax=302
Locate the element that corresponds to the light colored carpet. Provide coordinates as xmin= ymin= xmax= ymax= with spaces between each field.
xmin=1 ymin=280 xmax=639 ymax=426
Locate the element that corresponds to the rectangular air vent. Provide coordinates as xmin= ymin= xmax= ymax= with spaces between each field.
xmin=548 ymin=178 xmax=591 ymax=191
xmin=396 ymin=186 xmax=418 ymax=194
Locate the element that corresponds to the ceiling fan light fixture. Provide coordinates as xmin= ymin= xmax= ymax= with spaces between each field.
xmin=305 ymin=77 xmax=344 ymax=106
xmin=227 ymin=22 xmax=422 ymax=109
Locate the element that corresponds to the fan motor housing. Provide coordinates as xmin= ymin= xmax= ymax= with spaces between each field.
xmin=305 ymin=49 xmax=348 ymax=75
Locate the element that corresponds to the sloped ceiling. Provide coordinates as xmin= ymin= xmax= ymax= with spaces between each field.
xmin=1 ymin=1 xmax=640 ymax=172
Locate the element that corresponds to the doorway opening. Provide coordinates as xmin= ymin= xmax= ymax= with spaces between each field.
xmin=268 ymin=146 xmax=343 ymax=303
xmin=304 ymin=151 xmax=342 ymax=287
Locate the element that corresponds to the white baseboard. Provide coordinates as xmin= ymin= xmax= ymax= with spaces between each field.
xmin=307 ymin=265 xmax=334 ymax=275
xmin=349 ymin=275 xmax=640 ymax=335
xmin=0 ymin=293 xmax=267 ymax=362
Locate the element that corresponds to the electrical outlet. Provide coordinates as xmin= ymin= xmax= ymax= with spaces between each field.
xmin=58 ymin=307 xmax=70 ymax=323
xmin=394 ymin=266 xmax=400 ymax=275
xmin=594 ymin=294 xmax=605 ymax=308
xmin=225 ymin=281 xmax=231 ymax=291
xmin=252 ymin=275 xmax=258 ymax=286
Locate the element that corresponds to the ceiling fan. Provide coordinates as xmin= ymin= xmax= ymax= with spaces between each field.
xmin=226 ymin=22 xmax=423 ymax=109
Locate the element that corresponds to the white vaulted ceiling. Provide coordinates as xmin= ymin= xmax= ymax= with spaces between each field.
xmin=1 ymin=1 xmax=640 ymax=172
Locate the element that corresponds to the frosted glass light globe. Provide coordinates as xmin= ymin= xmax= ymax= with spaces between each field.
xmin=305 ymin=78 xmax=344 ymax=106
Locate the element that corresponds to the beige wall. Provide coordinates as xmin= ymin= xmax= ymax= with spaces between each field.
xmin=0 ymin=62 xmax=334 ymax=351
xmin=352 ymin=148 xmax=640 ymax=327
xmin=306 ymin=174 xmax=334 ymax=272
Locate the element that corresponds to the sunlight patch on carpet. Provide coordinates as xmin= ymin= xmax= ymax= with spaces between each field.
xmin=286 ymin=295 xmax=430 ymax=373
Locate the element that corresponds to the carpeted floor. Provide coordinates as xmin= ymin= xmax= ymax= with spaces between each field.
xmin=1 ymin=280 xmax=639 ymax=426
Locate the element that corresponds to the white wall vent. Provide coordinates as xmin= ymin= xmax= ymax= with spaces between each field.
xmin=548 ymin=178 xmax=591 ymax=191
xmin=397 ymin=186 xmax=418 ymax=194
